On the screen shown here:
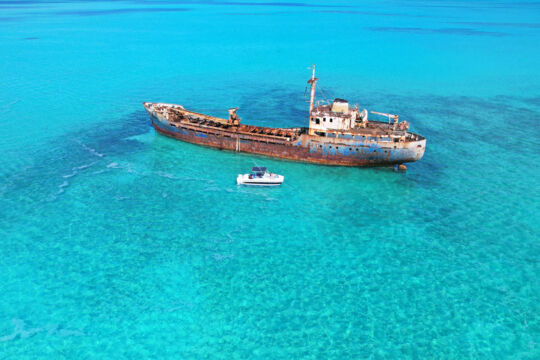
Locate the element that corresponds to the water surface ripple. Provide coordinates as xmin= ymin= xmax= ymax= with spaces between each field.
xmin=0 ymin=1 xmax=538 ymax=359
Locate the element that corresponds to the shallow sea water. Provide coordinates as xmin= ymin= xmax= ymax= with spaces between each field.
xmin=0 ymin=1 xmax=539 ymax=358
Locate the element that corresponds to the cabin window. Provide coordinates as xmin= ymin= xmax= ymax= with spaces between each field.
xmin=356 ymin=148 xmax=359 ymax=152
xmin=349 ymin=148 xmax=352 ymax=151
xmin=329 ymin=118 xmax=333 ymax=123
xmin=329 ymin=146 xmax=332 ymax=149
xmin=323 ymin=118 xmax=326 ymax=122
xmin=315 ymin=118 xmax=320 ymax=124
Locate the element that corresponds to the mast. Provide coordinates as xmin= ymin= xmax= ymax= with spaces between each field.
xmin=307 ymin=64 xmax=318 ymax=119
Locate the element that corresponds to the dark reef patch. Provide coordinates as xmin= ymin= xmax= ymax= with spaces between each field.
xmin=132 ymin=1 xmax=350 ymax=8
xmin=367 ymin=26 xmax=509 ymax=37
xmin=222 ymin=11 xmax=296 ymax=16
xmin=0 ymin=109 xmax=151 ymax=201
xmin=315 ymin=10 xmax=428 ymax=18
xmin=55 ymin=7 xmax=191 ymax=16
xmin=2 ymin=87 xmax=539 ymax=206
xmin=404 ymin=1 xmax=540 ymax=10
xmin=450 ymin=21 xmax=540 ymax=29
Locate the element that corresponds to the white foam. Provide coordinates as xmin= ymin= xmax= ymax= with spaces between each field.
xmin=57 ymin=181 xmax=69 ymax=194
xmin=79 ymin=142 xmax=104 ymax=157
xmin=212 ymin=253 xmax=234 ymax=262
xmin=0 ymin=319 xmax=84 ymax=342
xmin=0 ymin=319 xmax=41 ymax=342
xmin=62 ymin=172 xmax=77 ymax=179
xmin=156 ymin=171 xmax=177 ymax=179
xmin=62 ymin=162 xmax=97 ymax=179
xmin=72 ymin=162 xmax=96 ymax=170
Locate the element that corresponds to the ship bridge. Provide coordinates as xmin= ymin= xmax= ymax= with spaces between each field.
xmin=309 ymin=98 xmax=367 ymax=135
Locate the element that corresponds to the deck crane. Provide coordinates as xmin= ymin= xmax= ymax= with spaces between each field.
xmin=370 ymin=111 xmax=408 ymax=131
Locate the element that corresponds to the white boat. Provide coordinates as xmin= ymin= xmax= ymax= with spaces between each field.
xmin=237 ymin=167 xmax=284 ymax=186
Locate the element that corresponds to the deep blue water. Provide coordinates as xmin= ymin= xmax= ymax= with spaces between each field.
xmin=0 ymin=0 xmax=539 ymax=358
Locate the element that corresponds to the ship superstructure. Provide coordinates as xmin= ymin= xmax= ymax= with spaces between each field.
xmin=143 ymin=66 xmax=426 ymax=166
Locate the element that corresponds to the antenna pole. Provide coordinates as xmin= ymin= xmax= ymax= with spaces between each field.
xmin=307 ymin=64 xmax=318 ymax=119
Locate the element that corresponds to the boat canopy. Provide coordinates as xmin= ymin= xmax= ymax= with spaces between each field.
xmin=252 ymin=167 xmax=267 ymax=172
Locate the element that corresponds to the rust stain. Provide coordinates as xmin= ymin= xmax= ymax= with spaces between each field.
xmin=142 ymin=66 xmax=426 ymax=167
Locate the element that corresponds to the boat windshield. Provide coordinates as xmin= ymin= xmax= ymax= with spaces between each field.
xmin=251 ymin=167 xmax=267 ymax=177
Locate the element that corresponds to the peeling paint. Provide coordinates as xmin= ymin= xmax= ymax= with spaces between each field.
xmin=144 ymin=102 xmax=426 ymax=167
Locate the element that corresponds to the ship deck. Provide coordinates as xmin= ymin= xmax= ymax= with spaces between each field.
xmin=166 ymin=107 xmax=304 ymax=141
xmin=151 ymin=103 xmax=424 ymax=142
xmin=318 ymin=121 xmax=424 ymax=141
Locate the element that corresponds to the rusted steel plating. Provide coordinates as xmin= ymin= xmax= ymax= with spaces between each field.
xmin=143 ymin=66 xmax=426 ymax=167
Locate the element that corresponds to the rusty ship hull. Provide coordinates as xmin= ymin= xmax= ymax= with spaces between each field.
xmin=143 ymin=102 xmax=426 ymax=167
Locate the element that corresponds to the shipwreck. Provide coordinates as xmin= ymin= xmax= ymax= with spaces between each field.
xmin=143 ymin=66 xmax=426 ymax=167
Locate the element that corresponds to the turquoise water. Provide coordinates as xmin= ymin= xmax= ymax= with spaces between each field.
xmin=1 ymin=0 xmax=539 ymax=358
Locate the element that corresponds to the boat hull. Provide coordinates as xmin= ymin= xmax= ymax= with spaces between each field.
xmin=147 ymin=108 xmax=426 ymax=167
xmin=237 ymin=174 xmax=284 ymax=186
